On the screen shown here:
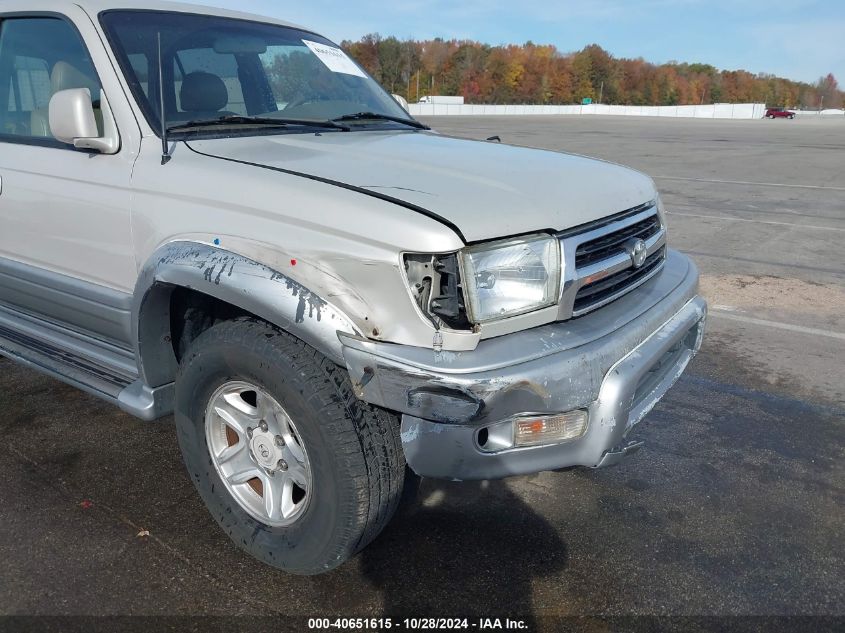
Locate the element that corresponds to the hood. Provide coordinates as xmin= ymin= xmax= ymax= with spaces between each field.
xmin=187 ymin=130 xmax=656 ymax=243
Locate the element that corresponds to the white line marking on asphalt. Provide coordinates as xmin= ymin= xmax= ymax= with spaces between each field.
xmin=710 ymin=309 xmax=845 ymax=341
xmin=655 ymin=175 xmax=845 ymax=191
xmin=670 ymin=211 xmax=845 ymax=232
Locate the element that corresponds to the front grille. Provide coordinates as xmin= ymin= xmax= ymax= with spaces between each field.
xmin=573 ymin=247 xmax=665 ymax=313
xmin=575 ymin=212 xmax=661 ymax=268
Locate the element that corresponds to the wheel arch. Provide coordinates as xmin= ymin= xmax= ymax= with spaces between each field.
xmin=132 ymin=241 xmax=363 ymax=388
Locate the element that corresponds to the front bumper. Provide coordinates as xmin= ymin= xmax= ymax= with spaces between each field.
xmin=340 ymin=249 xmax=706 ymax=480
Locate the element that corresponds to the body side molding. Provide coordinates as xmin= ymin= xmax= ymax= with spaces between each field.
xmin=0 ymin=255 xmax=133 ymax=346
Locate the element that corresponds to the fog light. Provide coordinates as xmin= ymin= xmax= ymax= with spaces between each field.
xmin=514 ymin=411 xmax=588 ymax=447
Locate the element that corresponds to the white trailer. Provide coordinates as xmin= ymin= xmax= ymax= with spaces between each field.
xmin=418 ymin=95 xmax=465 ymax=105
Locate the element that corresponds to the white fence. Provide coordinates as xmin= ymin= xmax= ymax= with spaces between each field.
xmin=408 ymin=102 xmax=768 ymax=119
xmin=794 ymin=109 xmax=845 ymax=117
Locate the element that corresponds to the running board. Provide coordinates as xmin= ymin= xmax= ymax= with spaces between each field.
xmin=0 ymin=304 xmax=174 ymax=421
xmin=0 ymin=323 xmax=130 ymax=400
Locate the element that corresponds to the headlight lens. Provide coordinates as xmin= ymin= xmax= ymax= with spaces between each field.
xmin=656 ymin=193 xmax=668 ymax=235
xmin=460 ymin=233 xmax=561 ymax=323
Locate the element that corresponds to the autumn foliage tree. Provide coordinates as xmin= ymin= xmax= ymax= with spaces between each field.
xmin=816 ymin=73 xmax=841 ymax=109
xmin=340 ymin=36 xmax=843 ymax=109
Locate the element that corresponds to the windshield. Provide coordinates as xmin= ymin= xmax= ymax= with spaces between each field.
xmin=99 ymin=10 xmax=413 ymax=135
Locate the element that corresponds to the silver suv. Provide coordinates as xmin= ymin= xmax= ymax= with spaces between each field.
xmin=0 ymin=0 xmax=706 ymax=574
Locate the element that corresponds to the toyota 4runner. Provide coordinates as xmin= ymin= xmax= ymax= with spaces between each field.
xmin=0 ymin=0 xmax=706 ymax=574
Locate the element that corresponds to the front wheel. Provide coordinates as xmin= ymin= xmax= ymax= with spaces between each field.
xmin=174 ymin=317 xmax=407 ymax=574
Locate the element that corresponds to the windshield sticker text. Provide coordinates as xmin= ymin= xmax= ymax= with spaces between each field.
xmin=302 ymin=40 xmax=367 ymax=78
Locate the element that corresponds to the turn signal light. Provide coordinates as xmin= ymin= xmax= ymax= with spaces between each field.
xmin=513 ymin=411 xmax=588 ymax=447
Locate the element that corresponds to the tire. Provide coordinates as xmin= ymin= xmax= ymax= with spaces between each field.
xmin=174 ymin=317 xmax=406 ymax=574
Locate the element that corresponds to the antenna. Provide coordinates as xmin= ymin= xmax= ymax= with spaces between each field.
xmin=158 ymin=32 xmax=171 ymax=165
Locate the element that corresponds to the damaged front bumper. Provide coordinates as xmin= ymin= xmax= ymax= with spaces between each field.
xmin=340 ymin=249 xmax=706 ymax=480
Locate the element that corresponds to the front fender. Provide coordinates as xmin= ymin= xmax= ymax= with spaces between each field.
xmin=132 ymin=241 xmax=362 ymax=388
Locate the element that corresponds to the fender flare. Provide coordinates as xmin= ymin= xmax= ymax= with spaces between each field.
xmin=131 ymin=241 xmax=362 ymax=387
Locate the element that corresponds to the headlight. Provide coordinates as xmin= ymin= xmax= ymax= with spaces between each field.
xmin=459 ymin=233 xmax=561 ymax=323
xmin=656 ymin=193 xmax=668 ymax=235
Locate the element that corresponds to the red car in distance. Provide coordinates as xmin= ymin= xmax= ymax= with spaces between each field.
xmin=765 ymin=108 xmax=796 ymax=119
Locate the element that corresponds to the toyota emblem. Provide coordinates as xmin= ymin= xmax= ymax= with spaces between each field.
xmin=625 ymin=238 xmax=648 ymax=269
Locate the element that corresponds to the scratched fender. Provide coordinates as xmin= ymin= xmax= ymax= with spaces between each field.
xmin=132 ymin=241 xmax=362 ymax=388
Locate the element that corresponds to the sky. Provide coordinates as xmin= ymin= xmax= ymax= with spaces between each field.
xmin=180 ymin=0 xmax=844 ymax=85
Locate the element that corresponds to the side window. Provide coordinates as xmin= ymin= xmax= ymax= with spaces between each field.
xmin=0 ymin=17 xmax=102 ymax=143
xmin=12 ymin=56 xmax=52 ymax=111
xmin=174 ymin=48 xmax=247 ymax=117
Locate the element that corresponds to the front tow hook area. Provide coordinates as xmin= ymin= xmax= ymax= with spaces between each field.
xmin=594 ymin=440 xmax=645 ymax=468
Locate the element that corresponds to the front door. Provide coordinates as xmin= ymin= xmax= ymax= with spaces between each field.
xmin=0 ymin=12 xmax=137 ymax=344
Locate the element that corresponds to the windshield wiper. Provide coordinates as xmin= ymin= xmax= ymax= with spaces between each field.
xmin=331 ymin=112 xmax=430 ymax=130
xmin=167 ymin=115 xmax=350 ymax=133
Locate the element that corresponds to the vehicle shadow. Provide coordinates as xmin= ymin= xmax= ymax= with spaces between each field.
xmin=359 ymin=478 xmax=568 ymax=627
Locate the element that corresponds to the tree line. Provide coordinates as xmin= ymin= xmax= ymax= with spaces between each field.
xmin=341 ymin=36 xmax=843 ymax=109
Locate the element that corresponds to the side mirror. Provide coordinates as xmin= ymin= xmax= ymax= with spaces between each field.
xmin=48 ymin=88 xmax=119 ymax=154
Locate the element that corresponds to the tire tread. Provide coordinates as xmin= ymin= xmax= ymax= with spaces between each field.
xmin=175 ymin=317 xmax=405 ymax=573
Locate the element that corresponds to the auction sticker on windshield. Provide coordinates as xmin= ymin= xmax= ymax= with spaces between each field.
xmin=303 ymin=40 xmax=367 ymax=77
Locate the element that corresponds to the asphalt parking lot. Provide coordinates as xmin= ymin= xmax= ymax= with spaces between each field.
xmin=1 ymin=115 xmax=843 ymax=626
